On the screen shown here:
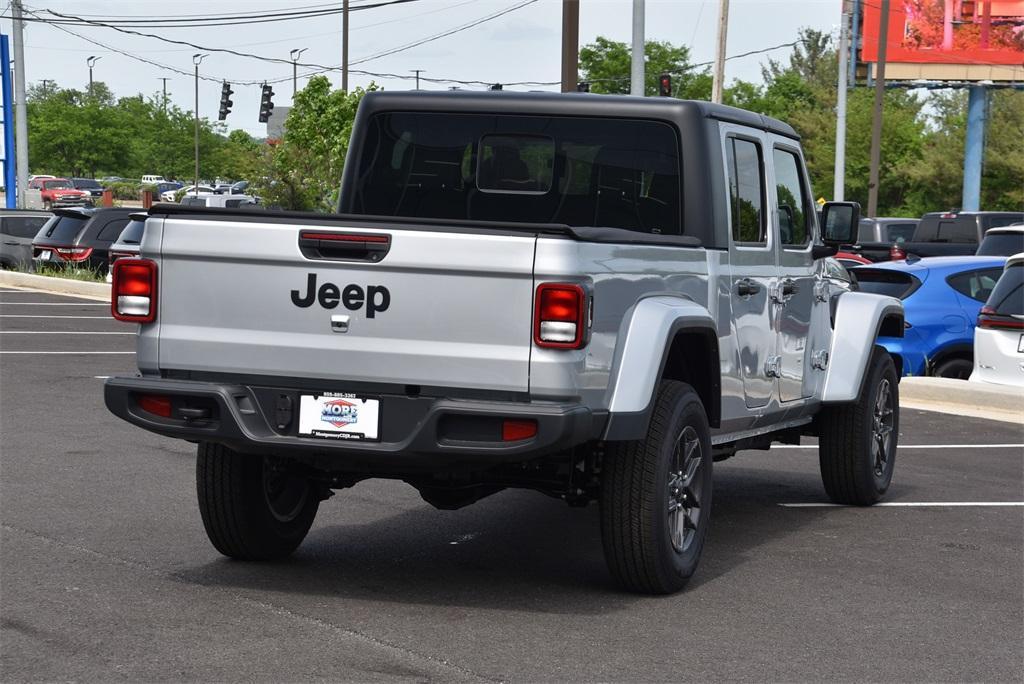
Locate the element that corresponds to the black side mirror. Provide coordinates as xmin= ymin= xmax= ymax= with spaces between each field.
xmin=821 ymin=201 xmax=861 ymax=246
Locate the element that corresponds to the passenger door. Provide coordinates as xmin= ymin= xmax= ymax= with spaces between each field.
xmin=769 ymin=141 xmax=818 ymax=402
xmin=724 ymin=130 xmax=775 ymax=409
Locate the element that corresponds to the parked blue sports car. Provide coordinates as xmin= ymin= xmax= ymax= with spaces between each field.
xmin=852 ymin=255 xmax=1007 ymax=378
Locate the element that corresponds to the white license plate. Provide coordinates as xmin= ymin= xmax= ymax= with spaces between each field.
xmin=298 ymin=393 xmax=380 ymax=441
xmin=38 ymin=250 xmax=51 ymax=260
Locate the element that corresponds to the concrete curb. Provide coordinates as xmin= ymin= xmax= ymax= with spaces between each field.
xmin=900 ymin=377 xmax=1023 ymax=425
xmin=0 ymin=271 xmax=111 ymax=302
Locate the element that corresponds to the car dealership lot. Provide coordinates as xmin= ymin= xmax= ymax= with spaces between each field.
xmin=1 ymin=287 xmax=1022 ymax=682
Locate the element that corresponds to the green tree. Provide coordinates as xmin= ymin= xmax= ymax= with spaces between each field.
xmin=579 ymin=36 xmax=711 ymax=99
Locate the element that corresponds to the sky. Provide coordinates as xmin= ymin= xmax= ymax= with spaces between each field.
xmin=3 ymin=0 xmax=843 ymax=137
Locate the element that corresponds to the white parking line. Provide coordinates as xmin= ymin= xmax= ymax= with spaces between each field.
xmin=0 ymin=331 xmax=133 ymax=335
xmin=0 ymin=302 xmax=108 ymax=306
xmin=0 ymin=315 xmax=112 ymax=319
xmin=771 ymin=444 xmax=1023 ymax=450
xmin=0 ymin=351 xmax=134 ymax=355
xmin=780 ymin=502 xmax=1024 ymax=508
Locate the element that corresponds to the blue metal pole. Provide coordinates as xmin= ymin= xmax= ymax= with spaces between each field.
xmin=849 ymin=0 xmax=860 ymax=87
xmin=962 ymin=85 xmax=987 ymax=212
xmin=0 ymin=34 xmax=15 ymax=209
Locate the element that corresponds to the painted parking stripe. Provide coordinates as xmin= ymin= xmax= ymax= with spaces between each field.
xmin=0 ymin=302 xmax=108 ymax=306
xmin=0 ymin=331 xmax=133 ymax=335
xmin=771 ymin=444 xmax=1023 ymax=450
xmin=780 ymin=502 xmax=1024 ymax=508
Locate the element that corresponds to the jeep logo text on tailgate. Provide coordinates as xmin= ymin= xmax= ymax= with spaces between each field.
xmin=291 ymin=273 xmax=391 ymax=318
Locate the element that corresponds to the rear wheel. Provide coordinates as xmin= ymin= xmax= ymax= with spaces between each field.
xmin=600 ymin=381 xmax=712 ymax=594
xmin=933 ymin=357 xmax=972 ymax=379
xmin=196 ymin=442 xmax=319 ymax=560
xmin=818 ymin=346 xmax=899 ymax=505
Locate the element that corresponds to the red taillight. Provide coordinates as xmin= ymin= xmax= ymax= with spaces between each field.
xmin=111 ymin=258 xmax=157 ymax=323
xmin=534 ymin=283 xmax=586 ymax=349
xmin=889 ymin=244 xmax=906 ymax=261
xmin=54 ymin=246 xmax=93 ymax=262
xmin=137 ymin=394 xmax=172 ymax=418
xmin=502 ymin=419 xmax=537 ymax=441
xmin=978 ymin=306 xmax=1024 ymax=330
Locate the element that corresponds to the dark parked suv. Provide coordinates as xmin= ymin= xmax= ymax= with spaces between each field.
xmin=0 ymin=209 xmax=52 ymax=270
xmin=31 ymin=207 xmax=134 ymax=272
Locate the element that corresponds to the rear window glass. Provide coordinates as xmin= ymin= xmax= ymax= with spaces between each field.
xmin=116 ymin=219 xmax=145 ymax=245
xmin=42 ymin=215 xmax=88 ymax=242
xmin=352 ymin=112 xmax=682 ymax=235
xmin=1 ymin=216 xmax=49 ymax=238
xmin=97 ymin=218 xmax=129 ymax=242
xmin=73 ymin=179 xmax=101 ymax=189
xmin=977 ymin=232 xmax=1024 ymax=257
xmin=946 ymin=268 xmax=1003 ymax=303
xmin=884 ymin=223 xmax=916 ymax=242
xmin=985 ymin=264 xmax=1023 ymax=316
xmin=935 ymin=218 xmax=977 ymax=243
xmin=854 ymin=269 xmax=922 ymax=299
xmin=982 ymin=215 xmax=1023 ymax=231
xmin=726 ymin=137 xmax=766 ymax=244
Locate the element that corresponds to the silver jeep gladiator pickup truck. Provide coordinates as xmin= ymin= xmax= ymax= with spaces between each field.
xmin=105 ymin=91 xmax=904 ymax=594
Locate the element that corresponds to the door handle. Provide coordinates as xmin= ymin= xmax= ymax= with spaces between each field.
xmin=736 ymin=278 xmax=761 ymax=297
xmin=782 ymin=279 xmax=798 ymax=297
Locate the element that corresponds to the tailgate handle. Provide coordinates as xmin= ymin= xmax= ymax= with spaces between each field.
xmin=299 ymin=231 xmax=390 ymax=263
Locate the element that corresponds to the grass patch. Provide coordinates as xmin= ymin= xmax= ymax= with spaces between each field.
xmin=21 ymin=263 xmax=107 ymax=283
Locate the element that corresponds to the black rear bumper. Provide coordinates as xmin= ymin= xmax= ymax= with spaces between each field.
xmin=104 ymin=376 xmax=602 ymax=472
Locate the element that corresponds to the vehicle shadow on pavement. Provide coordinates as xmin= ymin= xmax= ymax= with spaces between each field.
xmin=171 ymin=461 xmax=838 ymax=612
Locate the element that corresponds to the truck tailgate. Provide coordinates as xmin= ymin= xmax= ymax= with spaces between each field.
xmin=153 ymin=217 xmax=537 ymax=393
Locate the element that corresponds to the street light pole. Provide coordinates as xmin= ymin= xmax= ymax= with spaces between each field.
xmin=86 ymin=55 xmax=101 ymax=96
xmin=630 ymin=0 xmax=645 ymax=96
xmin=158 ymin=77 xmax=170 ymax=114
xmin=290 ymin=48 xmax=308 ymax=96
xmin=192 ymin=53 xmax=207 ymax=197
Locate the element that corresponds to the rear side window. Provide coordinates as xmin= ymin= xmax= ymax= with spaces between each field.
xmin=857 ymin=220 xmax=875 ymax=243
xmin=772 ymin=148 xmax=811 ymax=247
xmin=96 ymin=219 xmax=129 ymax=242
xmin=984 ymin=264 xmax=1023 ymax=316
xmin=854 ymin=269 xmax=922 ymax=300
xmin=42 ymin=215 xmax=88 ymax=242
xmin=353 ymin=113 xmax=682 ymax=235
xmin=1 ymin=216 xmax=49 ymax=238
xmin=946 ymin=268 xmax=1004 ymax=303
xmin=726 ymin=138 xmax=766 ymax=244
xmin=116 ymin=219 xmax=145 ymax=245
xmin=982 ymin=215 xmax=1023 ymax=231
xmin=885 ymin=223 xmax=916 ymax=242
xmin=977 ymin=232 xmax=1024 ymax=257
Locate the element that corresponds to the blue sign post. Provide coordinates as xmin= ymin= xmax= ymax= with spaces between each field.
xmin=1 ymin=34 xmax=15 ymax=209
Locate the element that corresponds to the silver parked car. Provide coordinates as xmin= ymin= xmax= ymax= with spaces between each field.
xmin=0 ymin=210 xmax=52 ymax=270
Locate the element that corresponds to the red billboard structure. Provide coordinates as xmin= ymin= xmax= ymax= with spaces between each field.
xmin=861 ymin=1 xmax=1024 ymax=81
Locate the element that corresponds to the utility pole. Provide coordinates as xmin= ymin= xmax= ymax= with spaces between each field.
xmin=560 ymin=0 xmax=579 ymax=93
xmin=193 ymin=53 xmax=207 ymax=197
xmin=711 ymin=0 xmax=730 ymax=103
xmin=342 ymin=0 xmax=349 ymax=91
xmin=866 ymin=0 xmax=889 ymax=218
xmin=630 ymin=0 xmax=645 ymax=96
xmin=86 ymin=55 xmax=100 ymax=95
xmin=40 ymin=79 xmax=54 ymax=97
xmin=158 ymin=77 xmax=170 ymax=114
xmin=410 ymin=69 xmax=424 ymax=90
xmin=290 ymin=48 xmax=308 ymax=96
xmin=11 ymin=0 xmax=27 ymax=208
xmin=833 ymin=3 xmax=851 ymax=201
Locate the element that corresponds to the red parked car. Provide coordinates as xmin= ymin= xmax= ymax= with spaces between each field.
xmin=28 ymin=177 xmax=91 ymax=209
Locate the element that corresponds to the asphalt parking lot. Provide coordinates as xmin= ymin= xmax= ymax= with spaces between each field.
xmin=1 ymin=286 xmax=1022 ymax=682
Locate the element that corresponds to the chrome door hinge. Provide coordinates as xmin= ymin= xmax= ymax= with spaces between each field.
xmin=765 ymin=355 xmax=782 ymax=378
xmin=811 ymin=349 xmax=830 ymax=370
xmin=769 ymin=282 xmax=784 ymax=304
xmin=814 ymin=280 xmax=829 ymax=302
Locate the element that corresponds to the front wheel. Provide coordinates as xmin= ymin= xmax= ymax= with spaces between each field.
xmin=600 ymin=380 xmax=713 ymax=594
xmin=196 ymin=442 xmax=320 ymax=560
xmin=818 ymin=346 xmax=899 ymax=505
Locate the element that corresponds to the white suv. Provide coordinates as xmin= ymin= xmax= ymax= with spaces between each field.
xmin=141 ymin=174 xmax=167 ymax=184
xmin=972 ymin=252 xmax=1024 ymax=387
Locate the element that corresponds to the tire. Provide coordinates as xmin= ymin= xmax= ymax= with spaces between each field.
xmin=196 ymin=442 xmax=319 ymax=560
xmin=600 ymin=380 xmax=713 ymax=594
xmin=933 ymin=357 xmax=972 ymax=380
xmin=818 ymin=346 xmax=899 ymax=505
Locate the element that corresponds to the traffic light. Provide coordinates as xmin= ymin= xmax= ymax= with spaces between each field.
xmin=489 ymin=83 xmax=503 ymax=91
xmin=658 ymin=73 xmax=672 ymax=97
xmin=258 ymin=84 xmax=275 ymax=123
xmin=218 ymin=81 xmax=234 ymax=121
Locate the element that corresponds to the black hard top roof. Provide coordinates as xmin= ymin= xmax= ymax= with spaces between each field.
xmin=359 ymin=90 xmax=799 ymax=140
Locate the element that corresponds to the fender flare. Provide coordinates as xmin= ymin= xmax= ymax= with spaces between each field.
xmin=602 ymin=295 xmax=720 ymax=441
xmin=821 ymin=292 xmax=904 ymax=403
